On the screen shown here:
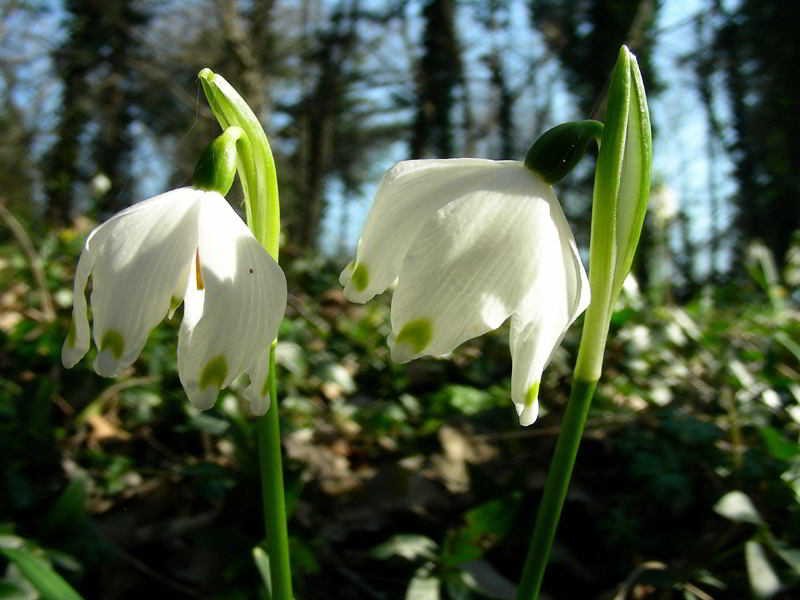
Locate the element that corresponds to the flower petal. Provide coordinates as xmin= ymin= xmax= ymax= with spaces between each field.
xmin=62 ymin=248 xmax=94 ymax=368
xmin=178 ymin=193 xmax=286 ymax=411
xmin=388 ymin=163 xmax=576 ymax=364
xmin=509 ymin=192 xmax=590 ymax=426
xmin=340 ymin=159 xmax=522 ymax=303
xmin=81 ymin=188 xmax=202 ymax=377
xmin=245 ymin=347 xmax=271 ymax=416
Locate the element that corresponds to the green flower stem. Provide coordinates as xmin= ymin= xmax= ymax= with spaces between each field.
xmin=515 ymin=377 xmax=597 ymax=600
xmin=198 ymin=68 xmax=292 ymax=600
xmin=257 ymin=342 xmax=292 ymax=600
xmin=516 ymin=46 xmax=651 ymax=600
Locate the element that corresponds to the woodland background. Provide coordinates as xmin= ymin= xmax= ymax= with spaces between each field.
xmin=1 ymin=1 xmax=799 ymax=599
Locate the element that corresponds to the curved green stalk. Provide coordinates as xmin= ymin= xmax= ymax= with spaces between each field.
xmin=516 ymin=46 xmax=651 ymax=600
xmin=199 ymin=69 xmax=292 ymax=600
xmin=257 ymin=343 xmax=292 ymax=600
xmin=198 ymin=68 xmax=280 ymax=259
xmin=515 ymin=378 xmax=597 ymax=600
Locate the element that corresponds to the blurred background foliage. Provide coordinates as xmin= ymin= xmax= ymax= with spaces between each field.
xmin=1 ymin=0 xmax=799 ymax=598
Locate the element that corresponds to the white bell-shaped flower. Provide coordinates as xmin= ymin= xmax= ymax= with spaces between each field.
xmin=62 ymin=187 xmax=287 ymax=415
xmin=340 ymin=159 xmax=589 ymax=426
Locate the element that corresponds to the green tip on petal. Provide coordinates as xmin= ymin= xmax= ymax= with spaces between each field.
xmin=524 ymin=120 xmax=604 ymax=183
xmin=199 ymin=355 xmax=228 ymax=391
xmin=168 ymin=295 xmax=183 ymax=318
xmin=525 ymin=381 xmax=540 ymax=407
xmin=66 ymin=320 xmax=77 ymax=349
xmin=395 ymin=318 xmax=433 ymax=355
xmin=191 ymin=126 xmax=244 ymax=195
xmin=351 ymin=262 xmax=369 ymax=291
xmin=517 ymin=381 xmax=541 ymax=426
xmin=100 ymin=330 xmax=125 ymax=360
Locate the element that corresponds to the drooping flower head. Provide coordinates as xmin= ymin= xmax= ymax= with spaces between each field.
xmin=62 ymin=127 xmax=287 ymax=414
xmin=340 ymin=158 xmax=590 ymax=426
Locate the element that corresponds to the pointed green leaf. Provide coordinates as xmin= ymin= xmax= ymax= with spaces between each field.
xmin=0 ymin=547 xmax=84 ymax=600
xmin=760 ymin=427 xmax=800 ymax=461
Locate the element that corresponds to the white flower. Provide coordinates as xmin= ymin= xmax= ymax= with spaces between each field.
xmin=62 ymin=187 xmax=287 ymax=415
xmin=340 ymin=159 xmax=590 ymax=426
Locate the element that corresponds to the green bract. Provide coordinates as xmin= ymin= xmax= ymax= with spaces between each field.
xmin=198 ymin=68 xmax=280 ymax=259
xmin=576 ymin=45 xmax=652 ymax=381
xmin=610 ymin=50 xmax=652 ymax=304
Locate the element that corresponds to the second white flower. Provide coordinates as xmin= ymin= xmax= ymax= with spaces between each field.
xmin=340 ymin=159 xmax=590 ymax=426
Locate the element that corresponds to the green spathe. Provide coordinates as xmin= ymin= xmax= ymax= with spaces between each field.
xmin=198 ymin=68 xmax=280 ymax=260
xmin=515 ymin=45 xmax=652 ymax=600
xmin=191 ymin=126 xmax=244 ymax=195
xmin=610 ymin=51 xmax=652 ymax=303
xmin=577 ymin=45 xmax=652 ymax=383
xmin=524 ymin=120 xmax=604 ymax=183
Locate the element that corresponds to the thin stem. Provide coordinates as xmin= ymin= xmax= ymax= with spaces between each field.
xmin=515 ymin=378 xmax=597 ymax=600
xmin=257 ymin=342 xmax=293 ymax=600
xmin=198 ymin=69 xmax=293 ymax=598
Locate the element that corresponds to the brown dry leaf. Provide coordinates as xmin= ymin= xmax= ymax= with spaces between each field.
xmin=87 ymin=413 xmax=132 ymax=446
xmin=426 ymin=425 xmax=499 ymax=493
xmin=321 ymin=381 xmax=341 ymax=401
xmin=284 ymin=429 xmax=360 ymax=495
xmin=0 ymin=310 xmax=22 ymax=332
xmin=1 ymin=283 xmax=28 ymax=309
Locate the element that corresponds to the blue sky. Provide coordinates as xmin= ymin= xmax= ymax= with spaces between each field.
xmin=319 ymin=0 xmax=738 ymax=279
xmin=1 ymin=0 xmax=737 ymax=277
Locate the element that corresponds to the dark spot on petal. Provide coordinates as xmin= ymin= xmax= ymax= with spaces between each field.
xmin=249 ymin=268 xmax=254 ymax=274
